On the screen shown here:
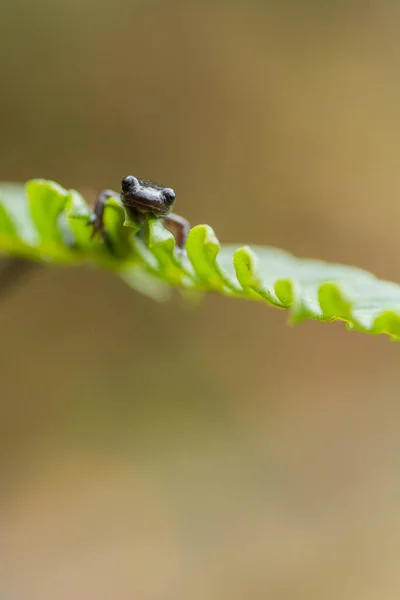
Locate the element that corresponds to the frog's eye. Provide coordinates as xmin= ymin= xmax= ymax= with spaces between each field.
xmin=163 ymin=188 xmax=176 ymax=204
xmin=121 ymin=175 xmax=138 ymax=190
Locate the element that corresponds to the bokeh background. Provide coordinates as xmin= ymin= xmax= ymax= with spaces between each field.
xmin=1 ymin=1 xmax=400 ymax=598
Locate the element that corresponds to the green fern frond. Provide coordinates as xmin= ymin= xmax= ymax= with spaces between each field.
xmin=1 ymin=179 xmax=400 ymax=340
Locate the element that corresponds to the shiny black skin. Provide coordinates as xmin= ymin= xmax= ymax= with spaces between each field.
xmin=120 ymin=175 xmax=176 ymax=217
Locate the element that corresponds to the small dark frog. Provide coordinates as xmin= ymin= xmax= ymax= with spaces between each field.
xmin=88 ymin=175 xmax=190 ymax=251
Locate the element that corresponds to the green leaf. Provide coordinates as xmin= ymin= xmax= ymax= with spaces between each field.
xmin=1 ymin=177 xmax=400 ymax=341
xmin=27 ymin=179 xmax=70 ymax=243
xmin=0 ymin=183 xmax=38 ymax=246
xmin=0 ymin=204 xmax=17 ymax=237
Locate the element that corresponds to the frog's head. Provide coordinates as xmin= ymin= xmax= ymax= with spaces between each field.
xmin=121 ymin=175 xmax=176 ymax=216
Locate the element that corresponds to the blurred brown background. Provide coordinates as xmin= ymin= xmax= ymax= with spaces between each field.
xmin=1 ymin=1 xmax=400 ymax=598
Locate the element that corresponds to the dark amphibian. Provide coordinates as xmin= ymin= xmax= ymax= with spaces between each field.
xmin=89 ymin=175 xmax=190 ymax=251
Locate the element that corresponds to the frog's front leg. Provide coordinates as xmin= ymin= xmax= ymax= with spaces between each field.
xmin=162 ymin=213 xmax=190 ymax=252
xmin=87 ymin=189 xmax=119 ymax=240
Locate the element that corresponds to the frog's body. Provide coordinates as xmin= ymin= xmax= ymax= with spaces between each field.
xmin=89 ymin=175 xmax=190 ymax=250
